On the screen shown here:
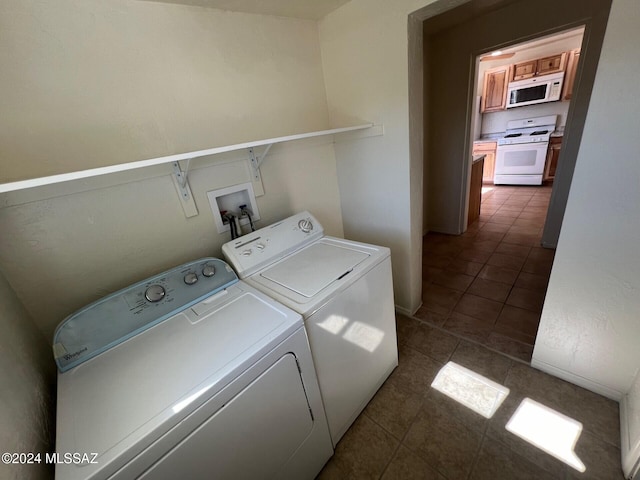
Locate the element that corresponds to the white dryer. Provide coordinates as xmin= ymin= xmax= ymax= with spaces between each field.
xmin=222 ymin=212 xmax=398 ymax=444
xmin=53 ymin=257 xmax=332 ymax=480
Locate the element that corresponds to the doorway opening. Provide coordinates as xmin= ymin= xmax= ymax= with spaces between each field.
xmin=415 ymin=0 xmax=610 ymax=361
xmin=471 ymin=27 xmax=584 ymax=230
xmin=423 ymin=29 xmax=583 ymax=361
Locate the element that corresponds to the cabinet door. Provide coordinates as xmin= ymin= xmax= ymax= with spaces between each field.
xmin=481 ymin=66 xmax=512 ymax=112
xmin=544 ymin=138 xmax=562 ymax=181
xmin=562 ymin=49 xmax=580 ymax=101
xmin=473 ymin=142 xmax=496 ymax=183
xmin=513 ymin=60 xmax=537 ymax=81
xmin=468 ymin=158 xmax=483 ymax=226
xmin=483 ymin=150 xmax=496 ymax=183
xmin=537 ymin=53 xmax=567 ymax=76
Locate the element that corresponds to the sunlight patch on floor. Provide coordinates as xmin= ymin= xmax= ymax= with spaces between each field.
xmin=431 ymin=362 xmax=509 ymax=419
xmin=506 ymin=398 xmax=586 ymax=472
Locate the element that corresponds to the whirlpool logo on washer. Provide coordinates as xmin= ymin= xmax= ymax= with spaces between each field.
xmin=63 ymin=347 xmax=88 ymax=361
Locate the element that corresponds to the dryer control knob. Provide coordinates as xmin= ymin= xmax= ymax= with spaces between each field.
xmin=298 ymin=219 xmax=313 ymax=233
xmin=184 ymin=272 xmax=198 ymax=285
xmin=256 ymin=243 xmax=265 ymax=250
xmin=202 ymin=264 xmax=216 ymax=277
xmin=145 ymin=284 xmax=166 ymax=303
xmin=241 ymin=249 xmax=252 ymax=256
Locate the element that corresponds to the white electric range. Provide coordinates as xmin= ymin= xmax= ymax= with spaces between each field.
xmin=494 ymin=114 xmax=558 ymax=185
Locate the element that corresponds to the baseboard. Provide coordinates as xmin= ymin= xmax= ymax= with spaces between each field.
xmin=424 ymin=226 xmax=461 ymax=236
xmin=531 ymin=358 xmax=622 ymax=401
xmin=395 ymin=302 xmax=421 ymax=317
xmin=619 ymin=395 xmax=640 ymax=479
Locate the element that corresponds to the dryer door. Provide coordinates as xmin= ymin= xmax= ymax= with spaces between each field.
xmin=139 ymin=353 xmax=313 ymax=480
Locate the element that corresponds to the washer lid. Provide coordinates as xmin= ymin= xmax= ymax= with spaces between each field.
xmin=260 ymin=243 xmax=369 ymax=298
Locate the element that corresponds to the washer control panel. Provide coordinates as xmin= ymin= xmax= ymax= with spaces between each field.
xmin=222 ymin=211 xmax=324 ymax=278
xmin=53 ymin=258 xmax=238 ymax=372
xmin=298 ymin=218 xmax=314 ymax=233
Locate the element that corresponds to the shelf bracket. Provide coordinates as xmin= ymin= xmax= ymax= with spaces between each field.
xmin=248 ymin=146 xmax=267 ymax=196
xmin=171 ymin=160 xmax=198 ymax=218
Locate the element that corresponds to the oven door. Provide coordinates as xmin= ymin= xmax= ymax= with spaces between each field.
xmin=494 ymin=142 xmax=548 ymax=185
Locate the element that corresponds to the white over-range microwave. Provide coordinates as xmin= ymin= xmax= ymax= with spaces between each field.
xmin=506 ymin=71 xmax=564 ymax=108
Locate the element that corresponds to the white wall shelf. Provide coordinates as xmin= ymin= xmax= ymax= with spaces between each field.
xmin=0 ymin=123 xmax=376 ymax=194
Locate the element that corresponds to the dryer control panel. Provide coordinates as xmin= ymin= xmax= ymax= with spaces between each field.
xmin=222 ymin=211 xmax=324 ymax=278
xmin=53 ymin=258 xmax=238 ymax=372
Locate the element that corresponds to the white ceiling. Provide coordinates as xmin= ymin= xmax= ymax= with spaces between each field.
xmin=139 ymin=0 xmax=351 ymax=20
xmin=502 ymin=26 xmax=585 ymax=55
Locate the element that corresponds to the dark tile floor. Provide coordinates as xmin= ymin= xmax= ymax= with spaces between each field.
xmin=318 ymin=184 xmax=623 ymax=479
xmin=318 ymin=316 xmax=624 ymax=479
xmin=420 ymin=184 xmax=555 ymax=362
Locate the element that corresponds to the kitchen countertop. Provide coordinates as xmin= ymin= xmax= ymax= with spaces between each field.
xmin=475 ymin=134 xmax=503 ymax=143
xmin=472 ymin=154 xmax=486 ymax=164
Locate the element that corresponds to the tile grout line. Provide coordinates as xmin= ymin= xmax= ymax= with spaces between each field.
xmin=479 ymin=191 xmax=549 ymax=345
xmin=406 ymin=312 xmax=532 ymax=367
xmin=421 ymin=184 xmax=553 ymax=362
xmin=368 ymin=382 xmax=451 ymax=480
xmin=465 ymin=435 xmax=487 ymax=480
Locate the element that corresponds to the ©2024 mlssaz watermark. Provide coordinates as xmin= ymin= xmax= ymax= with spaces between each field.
xmin=2 ymin=452 xmax=99 ymax=465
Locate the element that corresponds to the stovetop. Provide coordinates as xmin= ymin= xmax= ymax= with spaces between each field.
xmin=497 ymin=115 xmax=558 ymax=146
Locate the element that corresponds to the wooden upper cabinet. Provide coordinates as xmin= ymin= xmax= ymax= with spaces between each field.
xmin=511 ymin=52 xmax=568 ymax=82
xmin=562 ymin=49 xmax=581 ymax=101
xmin=481 ymin=65 xmax=512 ymax=113
xmin=512 ymin=60 xmax=537 ymax=81
xmin=536 ymin=52 xmax=567 ymax=76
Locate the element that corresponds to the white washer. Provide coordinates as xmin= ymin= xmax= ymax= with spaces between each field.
xmin=222 ymin=212 xmax=398 ymax=444
xmin=53 ymin=257 xmax=332 ymax=480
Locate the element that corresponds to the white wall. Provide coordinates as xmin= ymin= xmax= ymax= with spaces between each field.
xmin=0 ymin=269 xmax=54 ymax=480
xmin=532 ymin=0 xmax=640 ymax=400
xmin=318 ymin=0 xmax=432 ymax=315
xmin=0 ymin=0 xmax=344 ymax=339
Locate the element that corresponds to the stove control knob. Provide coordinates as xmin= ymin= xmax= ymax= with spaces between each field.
xmin=298 ymin=219 xmax=313 ymax=233
xmin=184 ymin=272 xmax=198 ymax=285
xmin=145 ymin=284 xmax=166 ymax=303
xmin=242 ymin=249 xmax=252 ymax=257
xmin=256 ymin=243 xmax=265 ymax=250
xmin=202 ymin=264 xmax=216 ymax=277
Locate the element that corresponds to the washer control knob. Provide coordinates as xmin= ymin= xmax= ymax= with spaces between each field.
xmin=256 ymin=243 xmax=265 ymax=250
xmin=145 ymin=284 xmax=166 ymax=303
xmin=298 ymin=219 xmax=313 ymax=233
xmin=184 ymin=272 xmax=198 ymax=285
xmin=242 ymin=249 xmax=252 ymax=256
xmin=202 ymin=264 xmax=216 ymax=277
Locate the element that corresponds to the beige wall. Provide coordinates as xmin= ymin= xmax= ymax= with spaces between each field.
xmin=0 ymin=0 xmax=330 ymax=183
xmin=0 ymin=0 xmax=344 ymax=339
xmin=0 ymin=269 xmax=54 ymax=480
xmin=533 ymin=0 xmax=640 ymax=400
xmin=0 ymin=138 xmax=344 ymax=340
xmin=319 ymin=0 xmax=431 ymax=315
